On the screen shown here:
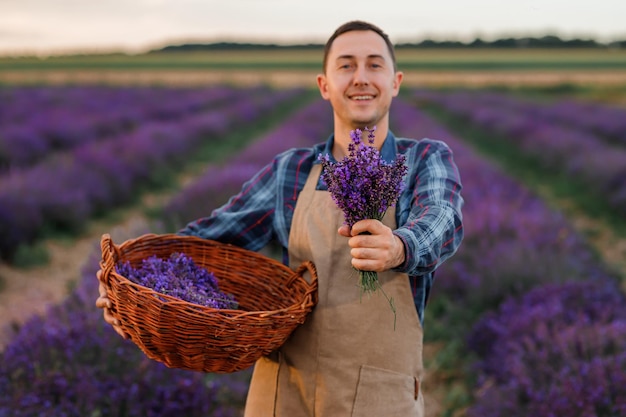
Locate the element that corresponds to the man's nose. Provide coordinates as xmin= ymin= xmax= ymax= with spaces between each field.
xmin=352 ymin=65 xmax=370 ymax=85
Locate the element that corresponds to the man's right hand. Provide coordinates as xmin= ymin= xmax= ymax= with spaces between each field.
xmin=95 ymin=270 xmax=129 ymax=339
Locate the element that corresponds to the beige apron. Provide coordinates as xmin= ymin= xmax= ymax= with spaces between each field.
xmin=245 ymin=164 xmax=424 ymax=417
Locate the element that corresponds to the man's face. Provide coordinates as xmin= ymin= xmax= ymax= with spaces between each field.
xmin=317 ymin=30 xmax=403 ymax=132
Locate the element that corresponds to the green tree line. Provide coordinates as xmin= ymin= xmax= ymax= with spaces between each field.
xmin=153 ymin=35 xmax=626 ymax=53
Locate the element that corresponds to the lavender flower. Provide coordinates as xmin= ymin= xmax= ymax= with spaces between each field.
xmin=319 ymin=127 xmax=408 ymax=323
xmin=116 ymin=252 xmax=238 ymax=309
xmin=319 ymin=127 xmax=407 ymax=229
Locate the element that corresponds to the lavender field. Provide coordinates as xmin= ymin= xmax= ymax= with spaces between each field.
xmin=0 ymin=85 xmax=309 ymax=261
xmin=0 ymin=85 xmax=624 ymax=416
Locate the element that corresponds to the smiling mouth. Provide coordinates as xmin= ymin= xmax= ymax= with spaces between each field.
xmin=350 ymin=94 xmax=375 ymax=101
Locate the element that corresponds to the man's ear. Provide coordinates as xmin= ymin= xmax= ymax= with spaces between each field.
xmin=317 ymin=74 xmax=330 ymax=100
xmin=392 ymin=71 xmax=404 ymax=97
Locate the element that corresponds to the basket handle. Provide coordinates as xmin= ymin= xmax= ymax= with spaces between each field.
xmin=99 ymin=233 xmax=120 ymax=286
xmin=289 ymin=260 xmax=318 ymax=288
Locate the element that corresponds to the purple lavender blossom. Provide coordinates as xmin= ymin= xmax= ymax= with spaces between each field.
xmin=319 ymin=126 xmax=408 ymax=228
xmin=116 ymin=252 xmax=238 ymax=309
xmin=466 ymin=279 xmax=626 ymax=417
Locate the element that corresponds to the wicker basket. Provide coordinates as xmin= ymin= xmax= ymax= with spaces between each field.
xmin=99 ymin=233 xmax=318 ymax=373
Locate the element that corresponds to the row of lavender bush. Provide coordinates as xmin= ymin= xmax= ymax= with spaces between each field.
xmin=414 ymin=89 xmax=626 ymax=146
xmin=0 ymin=97 xmax=333 ymax=416
xmin=0 ymin=87 xmax=306 ymax=261
xmin=488 ymin=90 xmax=626 ymax=146
xmin=412 ymin=89 xmax=626 ymax=215
xmin=392 ymin=95 xmax=626 ymax=415
xmin=466 ymin=280 xmax=626 ymax=416
xmin=0 ymin=85 xmax=253 ymax=170
xmin=544 ymin=98 xmax=626 ymax=145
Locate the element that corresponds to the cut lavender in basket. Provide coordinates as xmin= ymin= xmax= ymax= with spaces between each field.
xmin=319 ymin=126 xmax=407 ymax=325
xmin=116 ymin=252 xmax=238 ymax=309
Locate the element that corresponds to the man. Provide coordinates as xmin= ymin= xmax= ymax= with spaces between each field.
xmin=97 ymin=20 xmax=463 ymax=416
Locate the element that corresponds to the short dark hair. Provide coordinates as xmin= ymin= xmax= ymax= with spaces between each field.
xmin=322 ymin=20 xmax=397 ymax=73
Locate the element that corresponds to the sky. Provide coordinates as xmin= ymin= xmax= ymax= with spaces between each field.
xmin=1 ymin=0 xmax=625 ymax=56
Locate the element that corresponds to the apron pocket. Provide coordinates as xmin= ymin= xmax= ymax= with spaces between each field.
xmin=351 ymin=364 xmax=423 ymax=417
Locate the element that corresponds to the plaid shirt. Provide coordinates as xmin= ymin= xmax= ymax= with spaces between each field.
xmin=179 ymin=132 xmax=464 ymax=323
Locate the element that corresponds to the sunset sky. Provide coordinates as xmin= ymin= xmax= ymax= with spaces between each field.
xmin=1 ymin=0 xmax=625 ymax=56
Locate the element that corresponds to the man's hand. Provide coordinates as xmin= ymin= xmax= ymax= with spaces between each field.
xmin=95 ymin=270 xmax=129 ymax=340
xmin=338 ymin=219 xmax=406 ymax=272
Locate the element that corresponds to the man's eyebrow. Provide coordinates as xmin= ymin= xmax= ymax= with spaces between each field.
xmin=335 ymin=54 xmax=386 ymax=60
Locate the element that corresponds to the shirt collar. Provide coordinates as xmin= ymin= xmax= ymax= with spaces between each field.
xmin=316 ymin=130 xmax=398 ymax=164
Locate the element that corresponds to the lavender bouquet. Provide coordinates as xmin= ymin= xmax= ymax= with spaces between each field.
xmin=116 ymin=252 xmax=238 ymax=309
xmin=319 ymin=127 xmax=408 ymax=313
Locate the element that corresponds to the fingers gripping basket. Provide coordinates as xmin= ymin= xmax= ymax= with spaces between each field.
xmin=99 ymin=233 xmax=318 ymax=374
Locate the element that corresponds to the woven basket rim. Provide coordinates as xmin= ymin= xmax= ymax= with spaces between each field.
xmin=100 ymin=232 xmax=318 ymax=316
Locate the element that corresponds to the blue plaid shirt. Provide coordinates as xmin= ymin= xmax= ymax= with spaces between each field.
xmin=179 ymin=132 xmax=464 ymax=323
